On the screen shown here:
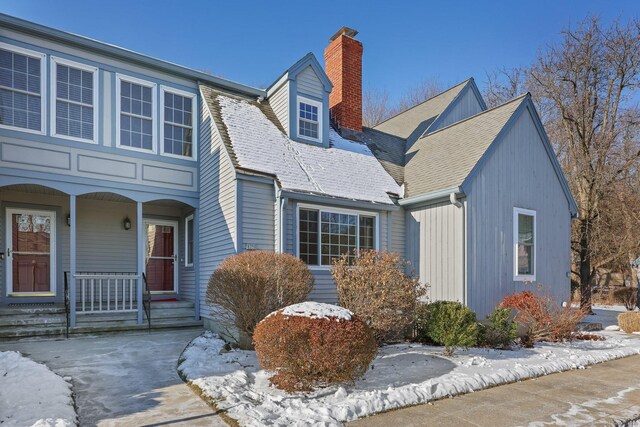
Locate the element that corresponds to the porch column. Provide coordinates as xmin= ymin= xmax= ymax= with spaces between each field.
xmin=137 ymin=201 xmax=144 ymax=324
xmin=69 ymin=195 xmax=77 ymax=327
xmin=193 ymin=207 xmax=200 ymax=320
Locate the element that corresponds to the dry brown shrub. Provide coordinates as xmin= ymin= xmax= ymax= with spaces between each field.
xmin=618 ymin=311 xmax=640 ymax=333
xmin=332 ymin=250 xmax=426 ymax=344
xmin=253 ymin=309 xmax=377 ymax=393
xmin=206 ymin=251 xmax=313 ymax=344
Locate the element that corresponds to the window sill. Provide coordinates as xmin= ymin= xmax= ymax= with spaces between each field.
xmin=514 ymin=275 xmax=536 ymax=282
xmin=53 ymin=132 xmax=98 ymax=145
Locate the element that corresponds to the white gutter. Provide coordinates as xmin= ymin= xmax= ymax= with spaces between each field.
xmin=398 ymin=186 xmax=462 ymax=206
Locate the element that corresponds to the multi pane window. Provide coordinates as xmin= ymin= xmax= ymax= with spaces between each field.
xmin=163 ymin=91 xmax=193 ymax=157
xmin=298 ymin=98 xmax=319 ymax=140
xmin=55 ymin=62 xmax=94 ymax=140
xmin=0 ymin=47 xmax=42 ymax=131
xmin=119 ymin=79 xmax=154 ymax=151
xmin=299 ymin=207 xmax=376 ymax=266
xmin=514 ymin=208 xmax=536 ymax=279
xmin=185 ymin=215 xmax=194 ymax=267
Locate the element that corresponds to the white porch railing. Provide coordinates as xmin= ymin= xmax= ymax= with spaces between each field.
xmin=75 ymin=273 xmax=139 ymax=313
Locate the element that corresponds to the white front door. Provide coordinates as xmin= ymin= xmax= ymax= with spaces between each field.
xmin=5 ymin=208 xmax=56 ymax=296
xmin=144 ymin=219 xmax=178 ymax=293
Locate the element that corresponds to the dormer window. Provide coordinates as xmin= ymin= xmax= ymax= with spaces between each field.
xmin=297 ymin=95 xmax=321 ymax=142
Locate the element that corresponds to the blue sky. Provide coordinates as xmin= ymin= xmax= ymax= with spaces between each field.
xmin=3 ymin=1 xmax=639 ymax=103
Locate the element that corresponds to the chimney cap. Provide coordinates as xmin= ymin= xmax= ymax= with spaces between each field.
xmin=329 ymin=26 xmax=358 ymax=43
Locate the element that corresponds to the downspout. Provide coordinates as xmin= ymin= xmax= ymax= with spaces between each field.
xmin=450 ymin=192 xmax=467 ymax=306
xmin=275 ymin=185 xmax=287 ymax=253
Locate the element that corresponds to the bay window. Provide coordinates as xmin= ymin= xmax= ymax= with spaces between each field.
xmin=299 ymin=206 xmax=377 ymax=266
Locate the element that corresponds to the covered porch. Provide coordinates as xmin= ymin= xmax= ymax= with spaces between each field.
xmin=0 ymin=182 xmax=200 ymax=338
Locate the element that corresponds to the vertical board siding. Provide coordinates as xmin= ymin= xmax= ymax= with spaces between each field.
xmin=389 ymin=208 xmax=406 ymax=258
xmin=406 ymin=201 xmax=464 ymax=303
xmin=432 ymin=88 xmax=484 ymax=132
xmin=297 ymin=66 xmax=324 ymax=99
xmin=269 ymin=83 xmax=289 ymax=133
xmin=198 ymin=100 xmax=237 ymax=319
xmin=466 ymin=107 xmax=571 ymax=318
xmin=240 ymin=180 xmax=275 ymax=251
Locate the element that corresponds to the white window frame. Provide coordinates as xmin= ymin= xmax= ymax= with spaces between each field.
xmin=184 ymin=213 xmax=194 ymax=267
xmin=115 ymin=73 xmax=157 ymax=153
xmin=296 ymin=95 xmax=322 ymax=143
xmin=296 ymin=203 xmax=379 ymax=270
xmin=0 ymin=42 xmax=47 ymax=135
xmin=513 ymin=207 xmax=536 ymax=281
xmin=50 ymin=56 xmax=99 ymax=144
xmin=160 ymin=85 xmax=197 ymax=161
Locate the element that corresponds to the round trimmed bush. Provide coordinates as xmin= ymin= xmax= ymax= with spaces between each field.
xmin=478 ymin=307 xmax=518 ymax=349
xmin=253 ymin=302 xmax=377 ymax=393
xmin=206 ymin=251 xmax=313 ymax=347
xmin=618 ymin=311 xmax=640 ymax=333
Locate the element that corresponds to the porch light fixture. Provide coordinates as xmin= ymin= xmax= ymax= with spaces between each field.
xmin=123 ymin=217 xmax=132 ymax=230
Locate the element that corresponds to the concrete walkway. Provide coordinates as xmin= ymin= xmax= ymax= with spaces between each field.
xmin=350 ymin=354 xmax=640 ymax=426
xmin=0 ymin=328 xmax=225 ymax=426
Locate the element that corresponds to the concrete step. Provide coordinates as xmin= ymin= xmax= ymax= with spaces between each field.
xmin=0 ymin=325 xmax=67 ymax=339
xmin=70 ymin=318 xmax=203 ymax=334
xmin=0 ymin=306 xmax=66 ymax=316
xmin=0 ymin=315 xmax=66 ymax=327
xmin=148 ymin=307 xmax=196 ymax=318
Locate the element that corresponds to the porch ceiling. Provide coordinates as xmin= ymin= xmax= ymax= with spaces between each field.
xmin=0 ymin=184 xmax=67 ymax=196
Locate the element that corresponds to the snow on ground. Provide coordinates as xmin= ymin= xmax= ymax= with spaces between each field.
xmin=589 ymin=304 xmax=633 ymax=328
xmin=273 ymin=302 xmax=353 ymax=321
xmin=0 ymin=351 xmax=76 ymax=427
xmin=178 ymin=328 xmax=640 ymax=427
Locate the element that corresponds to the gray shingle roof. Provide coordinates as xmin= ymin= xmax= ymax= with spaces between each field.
xmin=361 ymin=128 xmax=406 ymax=185
xmin=403 ymin=94 xmax=527 ymax=197
xmin=373 ymin=79 xmax=470 ymax=140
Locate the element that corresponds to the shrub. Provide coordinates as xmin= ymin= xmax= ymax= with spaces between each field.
xmin=423 ymin=301 xmax=478 ymax=355
xmin=413 ymin=302 xmax=433 ymax=344
xmin=478 ymin=307 xmax=518 ymax=349
xmin=618 ymin=311 xmax=640 ymax=333
xmin=253 ymin=302 xmax=377 ymax=393
xmin=500 ymin=289 xmax=586 ymax=347
xmin=332 ymin=250 xmax=426 ymax=344
xmin=615 ymin=287 xmax=639 ymax=311
xmin=206 ymin=251 xmax=313 ymax=346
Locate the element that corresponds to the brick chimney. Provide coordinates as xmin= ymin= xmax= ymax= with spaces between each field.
xmin=324 ymin=26 xmax=363 ymax=135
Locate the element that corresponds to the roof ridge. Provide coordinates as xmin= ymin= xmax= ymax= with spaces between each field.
xmin=419 ymin=93 xmax=529 ymax=139
xmin=373 ymin=78 xmax=472 ymax=128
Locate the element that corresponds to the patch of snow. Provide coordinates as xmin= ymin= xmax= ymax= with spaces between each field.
xmin=178 ymin=330 xmax=640 ymax=426
xmin=605 ymin=325 xmax=621 ymax=331
xmin=217 ymin=95 xmax=401 ymax=204
xmin=0 ymin=351 xmax=76 ymax=427
xmin=274 ymin=302 xmax=353 ymax=321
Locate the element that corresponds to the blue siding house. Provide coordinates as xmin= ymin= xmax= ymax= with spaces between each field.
xmin=0 ymin=17 xmax=577 ymax=338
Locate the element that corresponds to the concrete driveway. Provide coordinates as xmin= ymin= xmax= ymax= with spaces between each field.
xmin=0 ymin=328 xmax=225 ymax=426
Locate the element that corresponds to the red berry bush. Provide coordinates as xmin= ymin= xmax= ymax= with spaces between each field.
xmin=253 ymin=302 xmax=377 ymax=393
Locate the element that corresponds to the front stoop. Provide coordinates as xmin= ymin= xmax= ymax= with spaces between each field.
xmin=0 ymin=301 xmax=202 ymax=340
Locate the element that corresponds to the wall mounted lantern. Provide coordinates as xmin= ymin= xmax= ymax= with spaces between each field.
xmin=123 ymin=217 xmax=132 ymax=230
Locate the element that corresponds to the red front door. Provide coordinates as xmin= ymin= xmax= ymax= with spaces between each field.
xmin=7 ymin=210 xmax=55 ymax=294
xmin=145 ymin=221 xmax=176 ymax=292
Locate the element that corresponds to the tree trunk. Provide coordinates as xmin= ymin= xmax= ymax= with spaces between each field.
xmin=578 ymin=219 xmax=593 ymax=314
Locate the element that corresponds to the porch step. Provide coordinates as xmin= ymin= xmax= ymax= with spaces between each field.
xmin=0 ymin=326 xmax=67 ymax=339
xmin=150 ymin=301 xmax=195 ymax=309
xmin=0 ymin=314 xmax=66 ymax=327
xmin=0 ymin=306 xmax=65 ymax=316
xmin=70 ymin=318 xmax=203 ymax=335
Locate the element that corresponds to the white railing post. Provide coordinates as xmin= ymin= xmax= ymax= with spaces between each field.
xmin=69 ymin=195 xmax=77 ymax=327
xmin=137 ymin=201 xmax=144 ymax=324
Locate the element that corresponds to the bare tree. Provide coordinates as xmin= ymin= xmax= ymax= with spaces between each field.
xmin=363 ymin=79 xmax=443 ymax=127
xmin=484 ymin=17 xmax=640 ymax=312
xmin=363 ymin=88 xmax=392 ymax=127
